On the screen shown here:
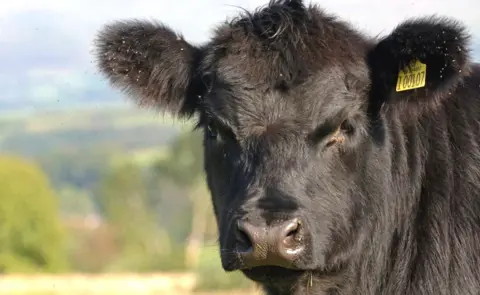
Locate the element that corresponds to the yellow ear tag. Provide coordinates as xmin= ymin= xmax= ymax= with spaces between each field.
xmin=395 ymin=59 xmax=427 ymax=92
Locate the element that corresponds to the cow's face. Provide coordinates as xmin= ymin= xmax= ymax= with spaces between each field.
xmin=200 ymin=47 xmax=372 ymax=282
xmin=95 ymin=0 xmax=470 ymax=289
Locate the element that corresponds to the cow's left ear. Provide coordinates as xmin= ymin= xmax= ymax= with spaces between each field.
xmin=367 ymin=17 xmax=472 ymax=109
xmin=94 ymin=20 xmax=205 ymax=119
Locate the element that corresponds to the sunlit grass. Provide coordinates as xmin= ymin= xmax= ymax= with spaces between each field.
xmin=193 ymin=246 xmax=255 ymax=292
xmin=0 ymin=273 xmax=259 ymax=295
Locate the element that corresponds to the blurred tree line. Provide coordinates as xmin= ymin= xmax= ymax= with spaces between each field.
xmin=0 ymin=129 xmax=251 ymax=291
xmin=0 ymin=155 xmax=67 ymax=273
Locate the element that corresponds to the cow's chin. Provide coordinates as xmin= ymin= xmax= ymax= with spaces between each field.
xmin=241 ymin=266 xmax=307 ymax=284
xmin=242 ymin=266 xmax=346 ymax=295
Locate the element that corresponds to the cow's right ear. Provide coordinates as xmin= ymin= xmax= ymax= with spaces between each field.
xmin=94 ymin=20 xmax=203 ymax=118
xmin=366 ymin=17 xmax=471 ymax=114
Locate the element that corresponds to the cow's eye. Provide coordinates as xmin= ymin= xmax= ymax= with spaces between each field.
xmin=206 ymin=123 xmax=218 ymax=140
xmin=309 ymin=119 xmax=353 ymax=148
xmin=206 ymin=120 xmax=227 ymax=143
xmin=204 ymin=118 xmax=236 ymax=144
xmin=325 ymin=120 xmax=354 ymax=147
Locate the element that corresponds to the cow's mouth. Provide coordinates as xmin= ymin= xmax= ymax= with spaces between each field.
xmin=241 ymin=266 xmax=306 ymax=283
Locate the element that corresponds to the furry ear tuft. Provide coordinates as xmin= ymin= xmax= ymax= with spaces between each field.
xmin=94 ymin=20 xmax=202 ymax=117
xmin=368 ymin=16 xmax=472 ymax=108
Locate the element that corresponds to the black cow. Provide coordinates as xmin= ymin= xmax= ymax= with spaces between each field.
xmin=94 ymin=0 xmax=480 ymax=294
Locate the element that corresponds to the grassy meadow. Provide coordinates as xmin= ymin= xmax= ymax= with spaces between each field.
xmin=0 ymin=105 xmax=260 ymax=294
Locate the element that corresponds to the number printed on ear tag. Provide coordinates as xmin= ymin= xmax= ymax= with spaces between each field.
xmin=395 ymin=59 xmax=427 ymax=92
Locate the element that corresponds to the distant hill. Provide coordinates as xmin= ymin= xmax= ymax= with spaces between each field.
xmin=0 ymin=104 xmax=193 ymax=159
xmin=0 ymin=73 xmax=123 ymax=114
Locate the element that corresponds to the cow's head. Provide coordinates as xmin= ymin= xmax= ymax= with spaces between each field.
xmin=94 ymin=0 xmax=471 ymax=291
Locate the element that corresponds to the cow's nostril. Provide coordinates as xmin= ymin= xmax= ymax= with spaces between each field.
xmin=236 ymin=220 xmax=253 ymax=252
xmin=280 ymin=219 xmax=304 ymax=254
xmin=284 ymin=219 xmax=300 ymax=236
xmin=235 ymin=218 xmax=307 ymax=269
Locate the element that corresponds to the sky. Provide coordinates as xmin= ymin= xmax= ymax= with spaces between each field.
xmin=1 ymin=0 xmax=479 ymax=110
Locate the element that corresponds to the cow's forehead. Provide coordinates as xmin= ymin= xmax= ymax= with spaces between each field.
xmin=202 ymin=60 xmax=359 ymax=138
xmin=196 ymin=6 xmax=371 ymax=137
xmin=200 ymin=6 xmax=370 ymax=84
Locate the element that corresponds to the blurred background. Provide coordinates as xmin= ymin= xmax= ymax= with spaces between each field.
xmin=0 ymin=0 xmax=478 ymax=294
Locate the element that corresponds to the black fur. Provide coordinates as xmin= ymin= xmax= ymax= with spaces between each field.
xmin=368 ymin=16 xmax=472 ymax=115
xmin=94 ymin=20 xmax=203 ymax=117
xmin=94 ymin=0 xmax=480 ymax=294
